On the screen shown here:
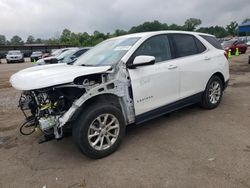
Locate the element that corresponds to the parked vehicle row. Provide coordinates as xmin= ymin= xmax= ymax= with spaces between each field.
xmin=3 ymin=47 xmax=90 ymax=64
xmin=10 ymin=31 xmax=229 ymax=159
xmin=36 ymin=47 xmax=91 ymax=65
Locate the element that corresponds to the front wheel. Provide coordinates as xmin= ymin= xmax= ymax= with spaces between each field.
xmin=200 ymin=76 xmax=223 ymax=109
xmin=73 ymin=103 xmax=125 ymax=159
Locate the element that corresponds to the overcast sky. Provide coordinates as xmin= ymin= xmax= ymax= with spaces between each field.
xmin=0 ymin=0 xmax=249 ymax=40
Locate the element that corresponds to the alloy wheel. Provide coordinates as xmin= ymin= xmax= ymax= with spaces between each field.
xmin=87 ymin=114 xmax=120 ymax=151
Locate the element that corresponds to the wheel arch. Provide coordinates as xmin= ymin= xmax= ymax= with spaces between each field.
xmin=71 ymin=93 xmax=124 ymax=122
xmin=211 ymin=72 xmax=225 ymax=89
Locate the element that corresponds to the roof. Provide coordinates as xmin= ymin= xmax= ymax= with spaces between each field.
xmin=239 ymin=21 xmax=250 ymax=27
xmin=114 ymin=30 xmax=214 ymax=39
xmin=239 ymin=21 xmax=250 ymax=33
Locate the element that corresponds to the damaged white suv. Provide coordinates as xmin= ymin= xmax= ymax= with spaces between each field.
xmin=10 ymin=31 xmax=229 ymax=159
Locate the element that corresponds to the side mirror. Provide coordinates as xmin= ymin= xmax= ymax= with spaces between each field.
xmin=128 ymin=55 xmax=155 ymax=68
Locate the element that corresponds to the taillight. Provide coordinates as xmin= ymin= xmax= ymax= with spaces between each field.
xmin=224 ymin=51 xmax=228 ymax=59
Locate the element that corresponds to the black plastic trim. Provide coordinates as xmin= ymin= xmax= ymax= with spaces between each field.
xmin=224 ymin=80 xmax=229 ymax=90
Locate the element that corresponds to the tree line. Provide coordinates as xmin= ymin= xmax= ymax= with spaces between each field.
xmin=0 ymin=18 xmax=249 ymax=47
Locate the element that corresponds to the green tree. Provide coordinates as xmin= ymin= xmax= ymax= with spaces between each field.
xmin=60 ymin=29 xmax=72 ymax=44
xmin=79 ymin=32 xmax=91 ymax=46
xmin=26 ymin=35 xmax=35 ymax=43
xmin=114 ymin=29 xmax=127 ymax=36
xmin=70 ymin=32 xmax=81 ymax=46
xmin=226 ymin=21 xmax=238 ymax=36
xmin=10 ymin=35 xmax=23 ymax=45
xmin=129 ymin=20 xmax=168 ymax=33
xmin=184 ymin=18 xmax=202 ymax=31
xmin=197 ymin=26 xmax=228 ymax=38
xmin=35 ymin=38 xmax=43 ymax=43
xmin=168 ymin=24 xmax=184 ymax=30
xmin=0 ymin=34 xmax=6 ymax=45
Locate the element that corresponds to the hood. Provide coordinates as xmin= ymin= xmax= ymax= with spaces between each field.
xmin=10 ymin=64 xmax=111 ymax=90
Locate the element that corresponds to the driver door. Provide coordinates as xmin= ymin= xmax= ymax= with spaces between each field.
xmin=128 ymin=35 xmax=180 ymax=117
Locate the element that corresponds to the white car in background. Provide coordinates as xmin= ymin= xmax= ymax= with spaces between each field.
xmin=36 ymin=48 xmax=75 ymax=65
xmin=6 ymin=50 xmax=24 ymax=63
xmin=246 ymin=40 xmax=250 ymax=46
xmin=10 ymin=31 xmax=229 ymax=159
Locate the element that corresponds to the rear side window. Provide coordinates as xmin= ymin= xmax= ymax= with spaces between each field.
xmin=134 ymin=35 xmax=172 ymax=63
xmin=170 ymin=34 xmax=199 ymax=58
xmin=75 ymin=49 xmax=87 ymax=57
xmin=200 ymin=35 xmax=223 ymax=50
xmin=194 ymin=37 xmax=206 ymax=53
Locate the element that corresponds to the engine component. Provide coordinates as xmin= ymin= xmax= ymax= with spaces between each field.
xmin=39 ymin=116 xmax=58 ymax=131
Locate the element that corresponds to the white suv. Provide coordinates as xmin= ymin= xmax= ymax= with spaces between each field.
xmin=10 ymin=31 xmax=229 ymax=159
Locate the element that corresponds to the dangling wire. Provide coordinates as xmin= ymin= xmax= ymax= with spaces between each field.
xmin=20 ymin=117 xmax=38 ymax=135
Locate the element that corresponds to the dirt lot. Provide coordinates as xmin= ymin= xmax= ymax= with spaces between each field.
xmin=0 ymin=52 xmax=250 ymax=188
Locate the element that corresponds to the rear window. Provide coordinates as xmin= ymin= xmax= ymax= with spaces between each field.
xmin=200 ymin=35 xmax=223 ymax=50
xmin=170 ymin=34 xmax=200 ymax=58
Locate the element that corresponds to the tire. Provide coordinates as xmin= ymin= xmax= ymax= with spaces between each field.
xmin=200 ymin=76 xmax=223 ymax=109
xmin=73 ymin=103 xmax=125 ymax=159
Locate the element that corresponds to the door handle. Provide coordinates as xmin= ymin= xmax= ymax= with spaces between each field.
xmin=168 ymin=65 xmax=178 ymax=70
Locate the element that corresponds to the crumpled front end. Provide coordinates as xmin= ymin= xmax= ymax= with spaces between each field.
xmin=14 ymin=63 xmax=135 ymax=143
xmin=18 ymin=86 xmax=85 ymax=140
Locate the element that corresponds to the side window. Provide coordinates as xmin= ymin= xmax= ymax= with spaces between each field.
xmin=194 ymin=37 xmax=206 ymax=53
xmin=200 ymin=35 xmax=223 ymax=50
xmin=170 ymin=34 xmax=198 ymax=57
xmin=74 ymin=49 xmax=87 ymax=57
xmin=134 ymin=35 xmax=172 ymax=63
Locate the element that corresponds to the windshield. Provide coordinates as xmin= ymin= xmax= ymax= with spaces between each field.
xmin=51 ymin=49 xmax=65 ymax=56
xmin=74 ymin=37 xmax=140 ymax=66
xmin=57 ymin=49 xmax=78 ymax=60
xmin=8 ymin=51 xmax=21 ymax=55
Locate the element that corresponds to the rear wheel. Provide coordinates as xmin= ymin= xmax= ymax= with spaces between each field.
xmin=200 ymin=76 xmax=223 ymax=109
xmin=73 ymin=103 xmax=125 ymax=159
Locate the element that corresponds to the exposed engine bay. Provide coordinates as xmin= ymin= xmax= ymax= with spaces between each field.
xmin=18 ymin=67 xmax=135 ymax=142
xmin=19 ymin=87 xmax=83 ymax=137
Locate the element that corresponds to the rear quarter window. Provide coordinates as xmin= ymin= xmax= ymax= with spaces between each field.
xmin=200 ymin=35 xmax=223 ymax=50
xmin=170 ymin=34 xmax=201 ymax=58
xmin=194 ymin=37 xmax=207 ymax=53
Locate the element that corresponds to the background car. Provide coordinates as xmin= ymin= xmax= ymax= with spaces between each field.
xmin=222 ymin=40 xmax=248 ymax=54
xmin=30 ymin=51 xmax=43 ymax=62
xmin=246 ymin=37 xmax=250 ymax=46
xmin=6 ymin=50 xmax=24 ymax=63
xmin=59 ymin=47 xmax=91 ymax=64
xmin=36 ymin=48 xmax=75 ymax=65
xmin=37 ymin=47 xmax=91 ymax=65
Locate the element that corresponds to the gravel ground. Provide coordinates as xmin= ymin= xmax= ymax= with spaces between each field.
xmin=0 ymin=52 xmax=250 ymax=188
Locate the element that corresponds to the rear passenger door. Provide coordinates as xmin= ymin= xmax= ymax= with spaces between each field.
xmin=169 ymin=34 xmax=210 ymax=99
